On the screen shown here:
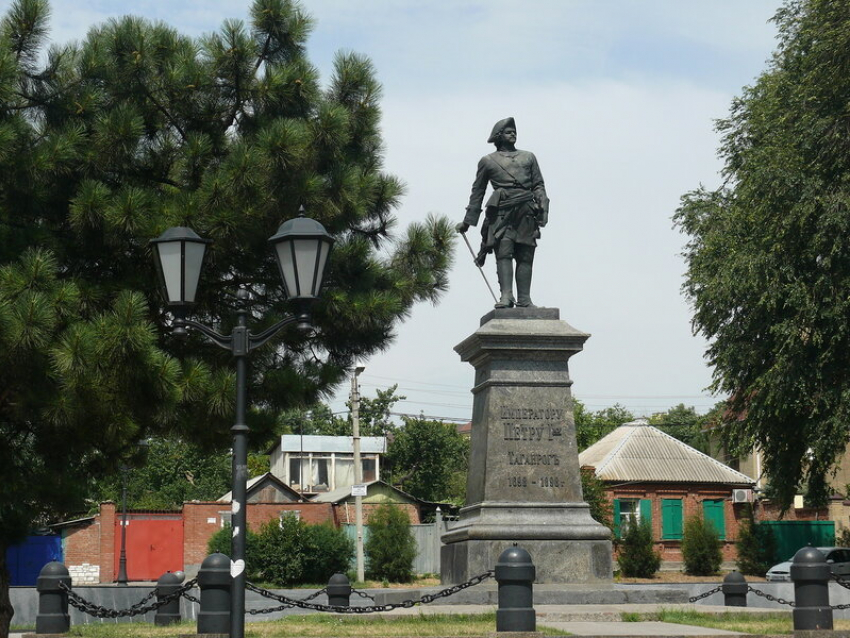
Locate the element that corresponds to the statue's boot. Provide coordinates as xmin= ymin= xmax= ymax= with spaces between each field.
xmin=495 ymin=258 xmax=515 ymax=308
xmin=516 ymin=261 xmax=534 ymax=307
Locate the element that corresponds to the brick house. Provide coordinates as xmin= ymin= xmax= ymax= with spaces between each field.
xmin=310 ymin=480 xmax=430 ymax=525
xmin=579 ymin=418 xmax=756 ymax=569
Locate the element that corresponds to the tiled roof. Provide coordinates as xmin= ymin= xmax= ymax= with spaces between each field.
xmin=578 ymin=419 xmax=755 ymax=485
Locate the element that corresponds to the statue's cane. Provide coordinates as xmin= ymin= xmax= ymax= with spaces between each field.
xmin=459 ymin=230 xmax=499 ymax=304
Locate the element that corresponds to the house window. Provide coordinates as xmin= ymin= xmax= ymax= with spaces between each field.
xmin=702 ymin=499 xmax=726 ymax=540
xmin=311 ymin=456 xmax=330 ymax=490
xmin=219 ymin=511 xmax=232 ymax=528
xmin=661 ymin=498 xmax=683 ymax=540
xmin=613 ymin=499 xmax=651 ymax=538
xmin=362 ymin=457 xmax=377 ymax=482
xmin=289 ymin=458 xmax=300 ymax=486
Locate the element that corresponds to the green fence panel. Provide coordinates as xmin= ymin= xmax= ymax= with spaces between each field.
xmin=761 ymin=520 xmax=835 ymax=563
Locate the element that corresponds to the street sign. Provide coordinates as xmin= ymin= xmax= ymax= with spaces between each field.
xmin=351 ymin=484 xmax=367 ymax=497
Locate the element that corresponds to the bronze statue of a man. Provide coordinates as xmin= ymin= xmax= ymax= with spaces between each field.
xmin=457 ymin=117 xmax=549 ymax=308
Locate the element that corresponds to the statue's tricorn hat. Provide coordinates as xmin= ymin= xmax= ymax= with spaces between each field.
xmin=487 ymin=117 xmax=515 ymax=143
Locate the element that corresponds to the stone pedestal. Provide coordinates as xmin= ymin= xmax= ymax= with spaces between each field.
xmin=441 ymin=307 xmax=613 ymax=584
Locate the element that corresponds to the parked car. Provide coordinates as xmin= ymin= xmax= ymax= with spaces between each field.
xmin=766 ymin=547 xmax=850 ymax=582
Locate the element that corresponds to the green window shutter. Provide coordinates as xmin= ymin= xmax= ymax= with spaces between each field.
xmin=613 ymin=499 xmax=621 ymax=538
xmin=662 ymin=499 xmax=683 ymax=540
xmin=702 ymin=500 xmax=726 ymax=540
xmin=640 ymin=499 xmax=652 ymax=536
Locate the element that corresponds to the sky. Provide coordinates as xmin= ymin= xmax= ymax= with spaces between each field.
xmin=42 ymin=0 xmax=783 ymax=422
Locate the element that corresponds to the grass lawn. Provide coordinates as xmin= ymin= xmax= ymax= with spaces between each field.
xmin=628 ymin=609 xmax=850 ymax=635
xmin=67 ymin=612 xmax=570 ymax=637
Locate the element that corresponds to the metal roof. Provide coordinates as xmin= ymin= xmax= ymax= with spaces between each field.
xmin=578 ymin=419 xmax=755 ymax=485
xmin=277 ymin=435 xmax=386 ymax=454
xmin=217 ymin=472 xmax=302 ymax=502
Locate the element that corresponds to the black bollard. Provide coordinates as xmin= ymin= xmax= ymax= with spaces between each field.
xmin=35 ymin=561 xmax=71 ymax=635
xmin=495 ymin=545 xmax=535 ymax=632
xmin=722 ymin=571 xmax=747 ymax=607
xmin=790 ymin=546 xmax=833 ymax=631
xmin=327 ymin=573 xmax=352 ymax=607
xmin=154 ymin=571 xmax=183 ymax=626
xmin=198 ymin=553 xmax=232 ymax=636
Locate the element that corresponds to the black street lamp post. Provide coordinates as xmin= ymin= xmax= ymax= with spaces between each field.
xmin=116 ymin=464 xmax=130 ymax=586
xmin=116 ymin=440 xmax=148 ymax=586
xmin=151 ymin=211 xmax=333 ymax=638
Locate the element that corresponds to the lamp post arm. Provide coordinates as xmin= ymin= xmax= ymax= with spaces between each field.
xmin=247 ymin=314 xmax=303 ymax=351
xmin=175 ymin=318 xmax=233 ymax=351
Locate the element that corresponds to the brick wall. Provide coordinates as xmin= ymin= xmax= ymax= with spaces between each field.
xmin=607 ymin=483 xmax=743 ymax=566
xmin=63 ymin=521 xmax=102 ymax=585
xmin=100 ymin=502 xmax=115 ymax=581
xmin=61 ymin=502 xmax=116 ymax=584
xmin=333 ymin=502 xmax=421 ymax=525
xmin=61 ymin=500 xmax=339 ymax=582
xmin=182 ymin=501 xmax=337 ymax=576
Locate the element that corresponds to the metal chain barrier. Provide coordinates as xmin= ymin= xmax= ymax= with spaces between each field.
xmin=747 ymin=585 xmax=796 ymax=607
xmin=245 ymin=586 xmax=331 ymax=615
xmin=351 ymin=588 xmax=375 ymax=601
xmin=59 ymin=579 xmax=198 ymax=619
xmin=688 ymin=584 xmax=723 ymax=603
xmin=246 ymin=570 xmax=494 ymax=615
xmin=182 ymin=591 xmax=201 ymax=605
xmin=691 ymin=575 xmax=850 ymax=611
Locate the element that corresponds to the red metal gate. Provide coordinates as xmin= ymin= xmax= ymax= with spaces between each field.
xmin=114 ymin=514 xmax=184 ymax=581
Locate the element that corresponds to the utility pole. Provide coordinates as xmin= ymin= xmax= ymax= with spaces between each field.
xmin=351 ymin=365 xmax=366 ymax=582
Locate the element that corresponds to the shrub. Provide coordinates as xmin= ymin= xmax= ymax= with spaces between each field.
xmin=365 ymin=504 xmax=417 ymax=582
xmin=253 ymin=516 xmax=309 ymax=585
xmin=617 ymin=517 xmax=660 ymax=577
xmin=206 ymin=517 xmax=353 ymax=586
xmin=736 ymin=516 xmax=777 ymax=576
xmin=207 ymin=524 xmax=261 ymax=580
xmin=301 ymin=521 xmax=355 ymax=583
xmin=682 ymin=515 xmax=722 ymax=575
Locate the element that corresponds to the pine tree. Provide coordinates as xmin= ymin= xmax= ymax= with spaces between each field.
xmin=0 ymin=0 xmax=453 ymax=630
xmin=617 ymin=517 xmax=661 ymax=578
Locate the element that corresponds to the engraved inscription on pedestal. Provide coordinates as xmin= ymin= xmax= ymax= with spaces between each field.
xmin=441 ymin=307 xmax=613 ymax=584
xmin=492 ymin=403 xmax=578 ymax=503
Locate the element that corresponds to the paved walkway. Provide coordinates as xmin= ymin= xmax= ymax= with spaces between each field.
xmin=359 ymin=602 xmax=779 ymax=636
xmin=9 ymin=603 xmax=787 ymax=637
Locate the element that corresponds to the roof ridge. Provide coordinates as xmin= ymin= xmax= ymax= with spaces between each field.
xmin=595 ymin=425 xmax=638 ymax=473
xmin=641 ymin=424 xmax=756 ymax=483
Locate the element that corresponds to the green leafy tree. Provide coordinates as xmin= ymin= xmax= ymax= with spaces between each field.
xmin=617 ymin=517 xmax=661 ymax=578
xmin=0 ymin=0 xmax=452 ymax=629
xmin=575 ymin=400 xmax=634 ymax=451
xmin=365 ymin=504 xmax=417 ymax=582
xmin=90 ymin=437 xmax=232 ymax=510
xmin=580 ymin=467 xmax=612 ymax=529
xmin=648 ymin=404 xmax=710 ymax=454
xmin=681 ymin=515 xmax=723 ymax=576
xmin=385 ymin=416 xmax=469 ymax=504
xmin=274 ymin=385 xmax=404 ymax=440
xmin=736 ymin=515 xmax=778 ymax=576
xmin=675 ymin=0 xmax=850 ymax=509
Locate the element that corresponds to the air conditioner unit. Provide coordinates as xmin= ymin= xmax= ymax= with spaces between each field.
xmin=732 ymin=488 xmax=754 ymax=503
